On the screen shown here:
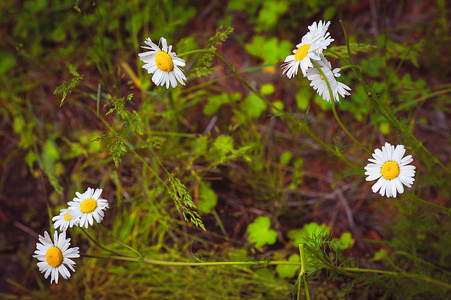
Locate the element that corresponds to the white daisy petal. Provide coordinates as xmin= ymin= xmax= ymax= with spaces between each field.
xmin=364 ymin=142 xmax=416 ymax=198
xmin=139 ymin=37 xmax=186 ymax=88
xmin=52 ymin=207 xmax=80 ymax=232
xmin=67 ymin=187 xmax=109 ymax=229
xmin=304 ymin=53 xmax=350 ymax=102
xmin=282 ymin=20 xmax=334 ymax=78
xmin=32 ymin=231 xmax=80 ymax=284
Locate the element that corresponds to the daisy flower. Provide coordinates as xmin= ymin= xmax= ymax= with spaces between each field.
xmin=305 ymin=53 xmax=351 ymax=102
xmin=364 ymin=142 xmax=416 ymax=198
xmin=282 ymin=20 xmax=334 ymax=78
xmin=52 ymin=208 xmax=80 ymax=232
xmin=33 ymin=231 xmax=80 ymax=284
xmin=138 ymin=37 xmax=187 ymax=89
xmin=68 ymin=187 xmax=109 ymax=229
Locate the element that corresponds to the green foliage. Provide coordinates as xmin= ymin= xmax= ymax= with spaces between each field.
xmin=288 ymin=222 xmax=330 ymax=248
xmin=256 ymin=1 xmax=289 ymax=32
xmin=94 ymin=134 xmax=126 ymax=167
xmin=197 ymin=181 xmax=218 ymax=214
xmin=208 ymin=135 xmax=252 ymax=166
xmin=107 ymin=94 xmax=143 ymax=135
xmin=169 ymin=176 xmax=205 ymax=231
xmin=288 ymin=222 xmax=354 ymax=251
xmin=237 ymin=94 xmax=267 ymax=121
xmin=193 ymin=26 xmax=234 ymax=77
xmin=276 ymin=254 xmax=299 ymax=279
xmin=247 ymin=216 xmax=277 ymax=247
xmin=244 ymin=35 xmax=294 ymax=65
xmin=203 ymin=92 xmax=241 ymax=116
xmin=327 ymin=43 xmax=378 ymax=57
xmin=54 ymin=75 xmax=85 ymax=106
xmin=245 ymin=36 xmax=292 ymax=65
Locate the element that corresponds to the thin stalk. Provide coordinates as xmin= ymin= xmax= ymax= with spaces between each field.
xmin=79 ymin=227 xmax=132 ymax=257
xmin=81 ymin=253 xmax=303 ymax=267
xmin=405 ymin=191 xmax=450 ymax=213
xmin=339 ymin=65 xmax=361 ymax=72
xmin=304 ymin=244 xmax=451 ymax=290
xmin=311 ymin=60 xmax=371 ymax=155
xmin=212 ymin=209 xmax=229 ymax=241
xmin=98 ymin=224 xmax=144 ymax=258
xmin=341 ymin=267 xmax=451 ymax=290
xmin=299 ymin=244 xmax=311 ymax=300
xmin=324 ymin=48 xmax=351 ymax=64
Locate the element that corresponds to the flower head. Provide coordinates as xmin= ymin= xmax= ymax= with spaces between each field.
xmin=364 ymin=142 xmax=416 ymax=198
xmin=305 ymin=53 xmax=351 ymax=102
xmin=68 ymin=187 xmax=109 ymax=229
xmin=52 ymin=208 xmax=80 ymax=232
xmin=282 ymin=20 xmax=334 ymax=78
xmin=33 ymin=231 xmax=80 ymax=284
xmin=138 ymin=37 xmax=187 ymax=88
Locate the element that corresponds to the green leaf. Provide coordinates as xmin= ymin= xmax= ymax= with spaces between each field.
xmin=197 ymin=182 xmax=218 ymax=214
xmin=256 ymin=1 xmax=289 ymax=31
xmin=203 ymin=92 xmax=240 ymax=116
xmin=261 ymin=83 xmax=275 ymax=95
xmin=336 ymin=232 xmax=355 ymax=250
xmin=240 ymin=94 xmax=266 ymax=120
xmin=276 ymin=254 xmax=299 ymax=279
xmin=169 ymin=176 xmax=205 ymax=230
xmin=374 ymin=249 xmax=388 ymax=260
xmin=247 ymin=216 xmax=277 ymax=247
xmin=323 ymin=7 xmax=336 ymax=20
xmin=296 ymin=89 xmax=311 ymax=110
xmin=280 ymin=151 xmax=292 ymax=166
xmin=379 ymin=122 xmax=390 ymax=134
xmin=245 ymin=36 xmax=292 ymax=65
xmin=288 ymin=222 xmax=330 ymax=247
xmin=212 ymin=135 xmax=234 ymax=157
xmin=54 ymin=75 xmax=84 ymax=106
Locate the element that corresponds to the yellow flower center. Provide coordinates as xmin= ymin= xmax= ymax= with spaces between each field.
xmin=64 ymin=210 xmax=72 ymax=221
xmin=295 ymin=44 xmax=310 ymax=61
xmin=155 ymin=51 xmax=174 ymax=72
xmin=381 ymin=161 xmax=400 ymax=180
xmin=46 ymin=246 xmax=63 ymax=268
xmin=80 ymin=198 xmax=97 ymax=214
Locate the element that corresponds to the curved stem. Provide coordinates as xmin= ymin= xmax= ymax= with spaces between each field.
xmin=324 ymin=48 xmax=351 ymax=65
xmin=405 ymin=191 xmax=451 ymax=213
xmin=341 ymin=267 xmax=451 ymax=290
xmin=304 ymin=244 xmax=451 ymax=290
xmin=79 ymin=227 xmax=132 ymax=257
xmin=82 ymin=253 xmax=302 ymax=267
xmin=339 ymin=65 xmax=361 ymax=71
xmin=311 ymin=60 xmax=371 ymax=155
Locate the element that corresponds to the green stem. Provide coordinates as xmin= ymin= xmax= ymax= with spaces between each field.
xmin=178 ymin=49 xmax=359 ymax=172
xmin=311 ymin=60 xmax=371 ymax=155
xmin=82 ymin=253 xmax=302 ymax=267
xmin=299 ymin=244 xmax=311 ymax=300
xmin=339 ymin=64 xmax=361 ymax=71
xmin=79 ymin=227 xmax=131 ymax=257
xmin=98 ymin=224 xmax=144 ymax=257
xmin=303 ymin=244 xmax=451 ymax=290
xmin=324 ymin=48 xmax=351 ymax=64
xmin=341 ymin=267 xmax=451 ymax=290
xmin=405 ymin=191 xmax=450 ymax=213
